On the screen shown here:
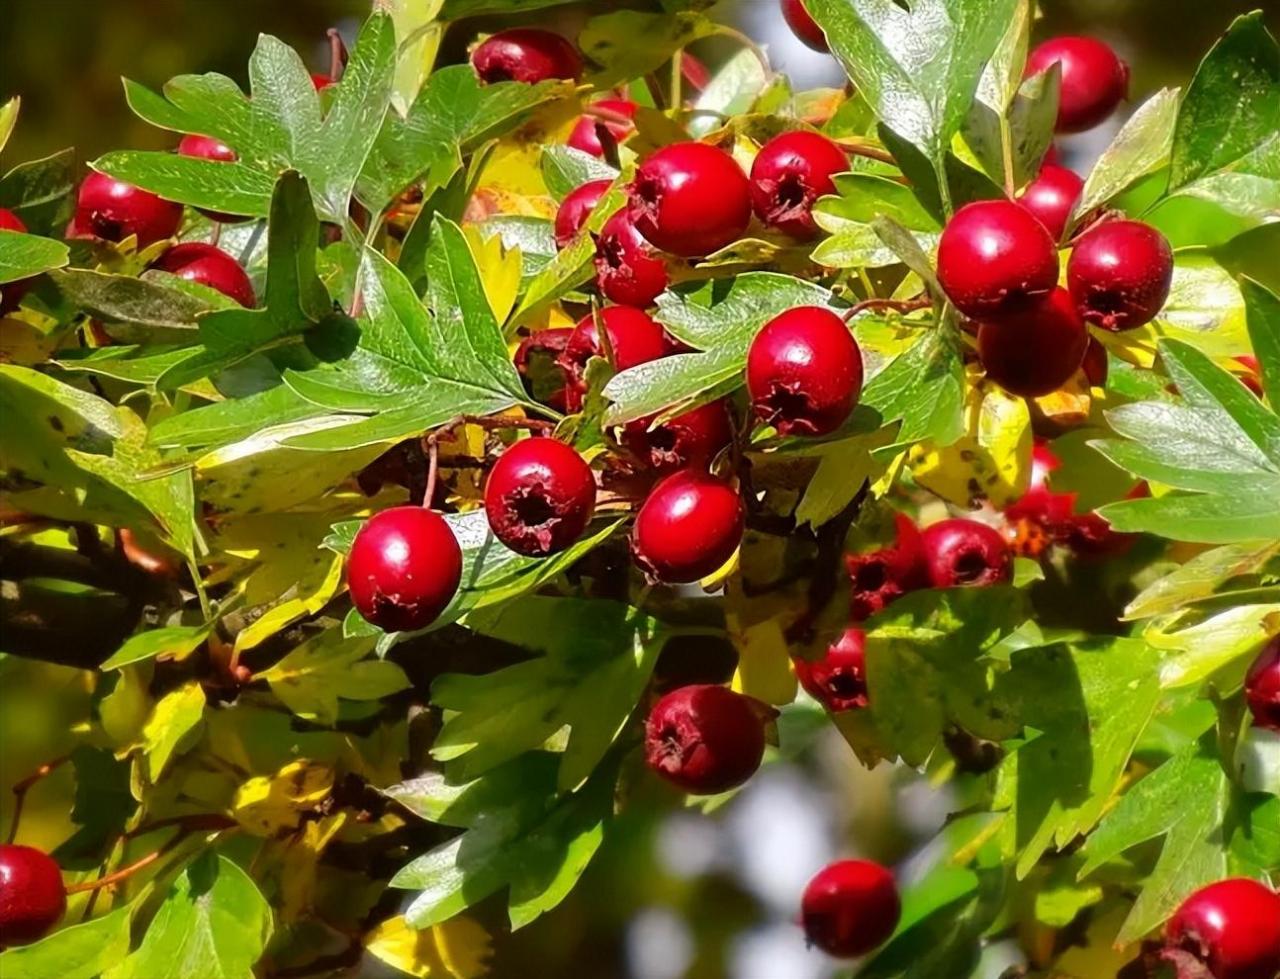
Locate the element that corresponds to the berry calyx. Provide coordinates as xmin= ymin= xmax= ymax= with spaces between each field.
xmin=347 ymin=506 xmax=463 ymax=632
xmin=471 ymin=29 xmax=583 ymax=85
xmin=627 ymin=142 xmax=751 ymax=257
xmin=844 ymin=513 xmax=928 ymax=620
xmin=484 ymin=437 xmax=596 ymax=557
xmin=937 ymin=200 xmax=1059 ymax=319
xmin=594 ymin=210 xmax=670 ymax=307
xmin=1066 ymin=219 xmax=1173 ymax=332
xmin=1026 ymin=36 xmax=1129 ymax=134
xmin=801 ymin=859 xmax=901 ymax=958
xmin=624 ymin=399 xmax=734 ymax=473
xmin=631 ymin=470 xmax=745 ymax=583
xmin=746 ymin=306 xmax=863 ymax=436
xmin=1016 ymin=163 xmax=1083 ymax=241
xmin=567 ymin=99 xmax=637 ymax=158
xmin=781 ymin=0 xmax=829 ymax=52
xmin=1245 ymin=637 xmax=1280 ymax=731
xmin=554 ymin=179 xmax=612 ymax=249
xmin=1165 ymin=878 xmax=1280 ymax=979
xmin=749 ymin=130 xmax=849 ymax=239
xmin=920 ymin=518 xmax=1011 ymax=589
xmin=151 ymin=242 xmax=256 ymax=307
xmin=794 ymin=628 xmax=868 ymax=712
xmin=73 ymin=171 xmax=183 ymax=246
xmin=643 ymin=684 xmax=768 ymax=794
xmin=177 ymin=134 xmax=245 ymax=223
xmin=0 ymin=844 xmax=66 ymax=947
xmin=977 ymin=286 xmax=1089 ymax=398
xmin=559 ymin=305 xmax=669 ymax=412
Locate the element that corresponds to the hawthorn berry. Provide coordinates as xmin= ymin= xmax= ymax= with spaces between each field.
xmin=484 ymin=437 xmax=596 ymax=557
xmin=471 ymin=29 xmax=583 ymax=85
xmin=1026 ymin=36 xmax=1129 ymax=134
xmin=920 ymin=518 xmax=1011 ymax=589
xmin=977 ymin=287 xmax=1089 ymax=398
xmin=514 ymin=327 xmax=572 ymax=410
xmin=554 ymin=179 xmax=612 ymax=249
xmin=936 ymin=200 xmax=1059 ymax=319
xmin=625 ymin=399 xmax=734 ymax=473
xmin=746 ymin=306 xmax=863 ymax=436
xmin=559 ymin=305 xmax=668 ymax=412
xmin=844 ymin=513 xmax=928 ymax=620
xmin=794 ymin=628 xmax=868 ymax=712
xmin=1066 ymin=219 xmax=1173 ymax=331
xmin=749 ymin=130 xmax=849 ymax=239
xmin=567 ymin=99 xmax=637 ymax=158
xmin=0 ymin=208 xmax=23 ymax=232
xmin=177 ymin=134 xmax=245 ymax=223
xmin=643 ymin=684 xmax=767 ymax=794
xmin=780 ymin=0 xmax=828 ymax=52
xmin=347 ymin=506 xmax=463 ymax=632
xmin=0 ymin=844 xmax=66 ymax=947
xmin=151 ymin=242 xmax=256 ymax=307
xmin=631 ymin=469 xmax=745 ymax=583
xmin=73 ymin=171 xmax=183 ymax=246
xmin=594 ymin=210 xmax=670 ymax=307
xmin=801 ymin=859 xmax=901 ymax=958
xmin=628 ymin=142 xmax=752 ymax=257
xmin=1165 ymin=878 xmax=1280 ymax=979
xmin=1245 ymin=638 xmax=1279 ymax=731
xmin=1005 ymin=440 xmax=1075 ymax=552
xmin=1016 ymin=163 xmax=1083 ymax=241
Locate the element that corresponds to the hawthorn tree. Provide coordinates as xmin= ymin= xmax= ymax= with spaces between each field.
xmin=0 ymin=1 xmax=1278 ymax=977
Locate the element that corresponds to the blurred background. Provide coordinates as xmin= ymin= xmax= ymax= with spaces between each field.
xmin=2 ymin=2 xmax=1276 ymax=977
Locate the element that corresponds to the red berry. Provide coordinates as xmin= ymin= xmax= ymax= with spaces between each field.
xmin=937 ymin=200 xmax=1059 ymax=319
xmin=781 ymin=0 xmax=829 ymax=52
xmin=347 ymin=506 xmax=462 ymax=632
xmin=594 ymin=210 xmax=670 ymax=307
xmin=514 ymin=327 xmax=572 ymax=410
xmin=1016 ymin=164 xmax=1083 ymax=241
xmin=794 ymin=628 xmax=868 ymax=712
xmin=554 ymin=179 xmax=611 ymax=249
xmin=749 ymin=130 xmax=849 ymax=239
xmin=1245 ymin=638 xmax=1280 ymax=731
xmin=1006 ymin=440 xmax=1075 ymax=537
xmin=1026 ymin=36 xmax=1129 ymax=134
xmin=74 ymin=171 xmax=183 ymax=247
xmin=1233 ymin=355 xmax=1264 ymax=397
xmin=801 ymin=859 xmax=901 ymax=958
xmin=471 ymin=29 xmax=583 ymax=85
xmin=977 ymin=287 xmax=1089 ymax=398
xmin=311 ymin=73 xmax=334 ymax=91
xmin=1165 ymin=878 xmax=1280 ymax=979
xmin=0 ymin=844 xmax=66 ymax=947
xmin=151 ymin=242 xmax=256 ymax=308
xmin=483 ymin=437 xmax=596 ymax=557
xmin=920 ymin=518 xmax=1011 ymax=588
xmin=631 ymin=470 xmax=744 ymax=583
xmin=644 ymin=684 xmax=767 ymax=794
xmin=746 ymin=306 xmax=863 ymax=436
xmin=0 ymin=208 xmax=24 ymax=232
xmin=177 ymin=134 xmax=245 ymax=223
xmin=628 ymin=142 xmax=751 ymax=257
xmin=844 ymin=513 xmax=928 ymax=620
xmin=567 ymin=99 xmax=637 ymax=158
xmin=559 ymin=305 xmax=669 ymax=412
xmin=625 ymin=399 xmax=733 ymax=473
xmin=1066 ymin=219 xmax=1173 ymax=332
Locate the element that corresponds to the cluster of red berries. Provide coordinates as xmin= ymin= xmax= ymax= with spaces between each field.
xmin=0 ymin=844 xmax=66 ymax=947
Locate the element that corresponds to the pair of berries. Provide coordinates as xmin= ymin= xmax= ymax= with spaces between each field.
xmin=1163 ymin=878 xmax=1280 ymax=979
xmin=0 ymin=844 xmax=66 ymax=947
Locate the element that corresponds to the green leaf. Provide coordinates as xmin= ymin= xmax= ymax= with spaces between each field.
xmin=50 ymin=268 xmax=226 ymax=334
xmin=1153 ymin=251 xmax=1249 ymax=357
xmin=963 ymin=64 xmax=1059 ymax=195
xmin=811 ymin=173 xmax=941 ymax=269
xmin=140 ymin=682 xmax=206 ymax=782
xmin=0 ymin=148 xmax=78 ymax=232
xmin=0 ymin=97 xmax=17 ymax=155
xmin=579 ymin=9 xmax=718 ymax=90
xmin=793 ymin=428 xmax=894 ymax=528
xmin=541 ymin=146 xmax=618 ymax=201
xmin=0 ymin=905 xmax=133 ymax=979
xmin=440 ymin=0 xmax=575 ymax=16
xmin=1126 ymin=541 xmax=1280 ymax=620
xmin=59 ymin=746 xmax=137 ymax=862
xmin=258 ymin=628 xmax=408 ymax=726
xmin=1243 ymin=276 xmax=1280 ymax=404
xmin=687 ymin=48 xmax=768 ymax=138
xmin=1074 ymin=88 xmax=1179 ymax=224
xmin=0 ymin=228 xmax=69 ymax=284
xmin=861 ymin=325 xmax=965 ymax=452
xmin=101 ymin=623 xmax=213 ymax=670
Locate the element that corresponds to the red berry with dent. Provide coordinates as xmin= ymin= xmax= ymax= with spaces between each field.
xmin=795 ymin=628 xmax=868 ymax=712
xmin=347 ymin=506 xmax=462 ymax=632
xmin=559 ymin=305 xmax=668 ymax=412
xmin=177 ymin=134 xmax=245 ymax=223
xmin=594 ymin=210 xmax=670 ymax=307
xmin=750 ymin=130 xmax=849 ymax=239
xmin=937 ymin=200 xmax=1059 ymax=319
xmin=74 ymin=171 xmax=183 ymax=246
xmin=1016 ymin=164 xmax=1083 ymax=241
xmin=151 ymin=242 xmax=256 ymax=308
xmin=628 ymin=142 xmax=751 ymax=258
xmin=0 ymin=844 xmax=66 ymax=947
xmin=555 ymin=179 xmax=611 ymax=249
xmin=781 ymin=0 xmax=829 ymax=52
xmin=801 ymin=859 xmax=901 ymax=958
xmin=1245 ymin=638 xmax=1280 ymax=731
xmin=1165 ymin=878 xmax=1280 ymax=979
xmin=471 ymin=29 xmax=583 ymax=85
xmin=626 ymin=399 xmax=733 ymax=474
xmin=844 ymin=513 xmax=928 ymax=620
xmin=920 ymin=518 xmax=1011 ymax=588
xmin=644 ymin=684 xmax=767 ymax=794
xmin=515 ymin=327 xmax=572 ymax=410
xmin=1067 ymin=219 xmax=1173 ymax=332
xmin=747 ymin=306 xmax=863 ymax=436
xmin=631 ymin=470 xmax=745 ymax=583
xmin=1026 ymin=36 xmax=1129 ymax=134
xmin=977 ymin=287 xmax=1089 ymax=398
xmin=568 ymin=99 xmax=637 ymax=158
xmin=484 ymin=438 xmax=596 ymax=557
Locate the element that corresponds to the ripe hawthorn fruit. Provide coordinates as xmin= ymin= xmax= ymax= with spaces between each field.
xmin=514 ymin=327 xmax=572 ymax=411
xmin=347 ymin=506 xmax=462 ymax=632
xmin=483 ymin=437 xmax=596 ymax=557
xmin=1244 ymin=637 xmax=1279 ymax=731
xmin=0 ymin=208 xmax=25 ymax=232
xmin=1016 ymin=163 xmax=1084 ymax=241
xmin=471 ymin=29 xmax=583 ymax=85
xmin=567 ymin=99 xmax=637 ymax=158
xmin=627 ymin=142 xmax=751 ymax=257
xmin=643 ymin=684 xmax=768 ymax=794
xmin=801 ymin=859 xmax=901 ymax=958
xmin=1164 ymin=878 xmax=1280 ymax=979
xmin=151 ymin=242 xmax=256 ymax=307
xmin=843 ymin=513 xmax=928 ymax=620
xmin=920 ymin=518 xmax=1012 ymax=589
xmin=937 ymin=200 xmax=1059 ymax=319
xmin=1066 ymin=219 xmax=1173 ymax=331
xmin=749 ymin=130 xmax=849 ymax=240
xmin=554 ymin=178 xmax=612 ymax=249
xmin=780 ymin=0 xmax=829 ymax=52
xmin=177 ymin=134 xmax=245 ymax=223
xmin=977 ymin=286 xmax=1088 ymax=398
xmin=1026 ymin=36 xmax=1129 ymax=134
xmin=631 ymin=470 xmax=745 ymax=583
xmin=794 ymin=627 xmax=868 ymax=712
xmin=594 ymin=210 xmax=670 ymax=308
xmin=72 ymin=171 xmax=183 ymax=246
xmin=624 ymin=399 xmax=733 ymax=474
xmin=559 ymin=305 xmax=668 ymax=412
xmin=0 ymin=844 xmax=66 ymax=947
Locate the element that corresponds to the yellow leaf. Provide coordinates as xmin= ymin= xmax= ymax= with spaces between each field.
xmin=365 ymin=914 xmax=492 ymax=979
xmin=278 ymin=812 xmax=348 ymax=921
xmin=726 ymin=579 xmax=798 ymax=706
xmin=233 ymin=759 xmax=334 ymax=837
xmin=233 ymin=554 xmax=344 ymax=653
xmin=463 ymin=226 xmax=523 ymax=325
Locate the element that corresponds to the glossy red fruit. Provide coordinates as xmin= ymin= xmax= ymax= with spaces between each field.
xmin=0 ymin=208 xmax=24 ymax=232
xmin=567 ymin=99 xmax=638 ymax=158
xmin=471 ymin=29 xmax=583 ymax=85
xmin=750 ymin=130 xmax=849 ymax=239
xmin=844 ymin=513 xmax=929 ymax=620
xmin=631 ymin=470 xmax=745 ymax=583
xmin=347 ymin=506 xmax=462 ymax=632
xmin=1245 ymin=638 xmax=1280 ymax=731
xmin=0 ymin=844 xmax=66 ymax=947
xmin=747 ymin=306 xmax=863 ymax=436
xmin=644 ymin=684 xmax=767 ymax=794
xmin=1006 ymin=440 xmax=1075 ymax=538
xmin=484 ymin=438 xmax=596 ymax=557
xmin=781 ymin=0 xmax=829 ymax=52
xmin=177 ymin=134 xmax=244 ymax=223
xmin=1016 ymin=164 xmax=1083 ymax=241
xmin=801 ymin=859 xmax=901 ymax=958
xmin=1026 ymin=36 xmax=1129 ymax=134
xmin=977 ymin=287 xmax=1089 ymax=398
xmin=1165 ymin=878 xmax=1280 ymax=979
xmin=937 ymin=200 xmax=1059 ymax=319
xmin=554 ymin=179 xmax=612 ymax=249
xmin=515 ymin=327 xmax=572 ymax=410
xmin=151 ymin=242 xmax=256 ymax=307
xmin=920 ymin=518 xmax=1011 ymax=588
xmin=74 ymin=171 xmax=183 ymax=246
xmin=795 ymin=628 xmax=868 ymax=712
xmin=311 ymin=73 xmax=334 ymax=91
xmin=559 ymin=305 xmax=668 ymax=412
xmin=625 ymin=399 xmax=733 ymax=473
xmin=594 ymin=210 xmax=670 ymax=307
xmin=628 ymin=142 xmax=751 ymax=257
xmin=1066 ymin=219 xmax=1173 ymax=332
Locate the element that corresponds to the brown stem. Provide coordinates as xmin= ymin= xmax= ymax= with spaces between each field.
xmin=842 ymin=296 xmax=931 ymax=322
xmin=643 ymin=74 xmax=667 ymax=111
xmin=8 ymin=755 xmax=70 ymax=844
xmin=423 ymin=434 xmax=440 ymax=510
xmin=419 ymin=415 xmax=557 ymax=509
xmin=65 ymin=835 xmax=178 ymax=894
xmin=583 ymin=104 xmax=635 ymax=127
xmin=834 ymin=141 xmax=897 ymax=166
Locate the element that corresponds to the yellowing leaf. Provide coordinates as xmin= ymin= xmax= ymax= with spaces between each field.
xmin=464 ymin=226 xmax=522 ymax=324
xmin=365 ymin=914 xmax=492 ymax=979
xmin=233 ymin=760 xmax=335 ymax=836
xmin=258 ymin=628 xmax=408 ymax=726
xmin=726 ymin=579 xmax=798 ymax=706
xmin=141 ymin=682 xmax=206 ymax=782
xmin=100 ymin=663 xmax=154 ymax=747
xmin=278 ymin=812 xmax=349 ymax=921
